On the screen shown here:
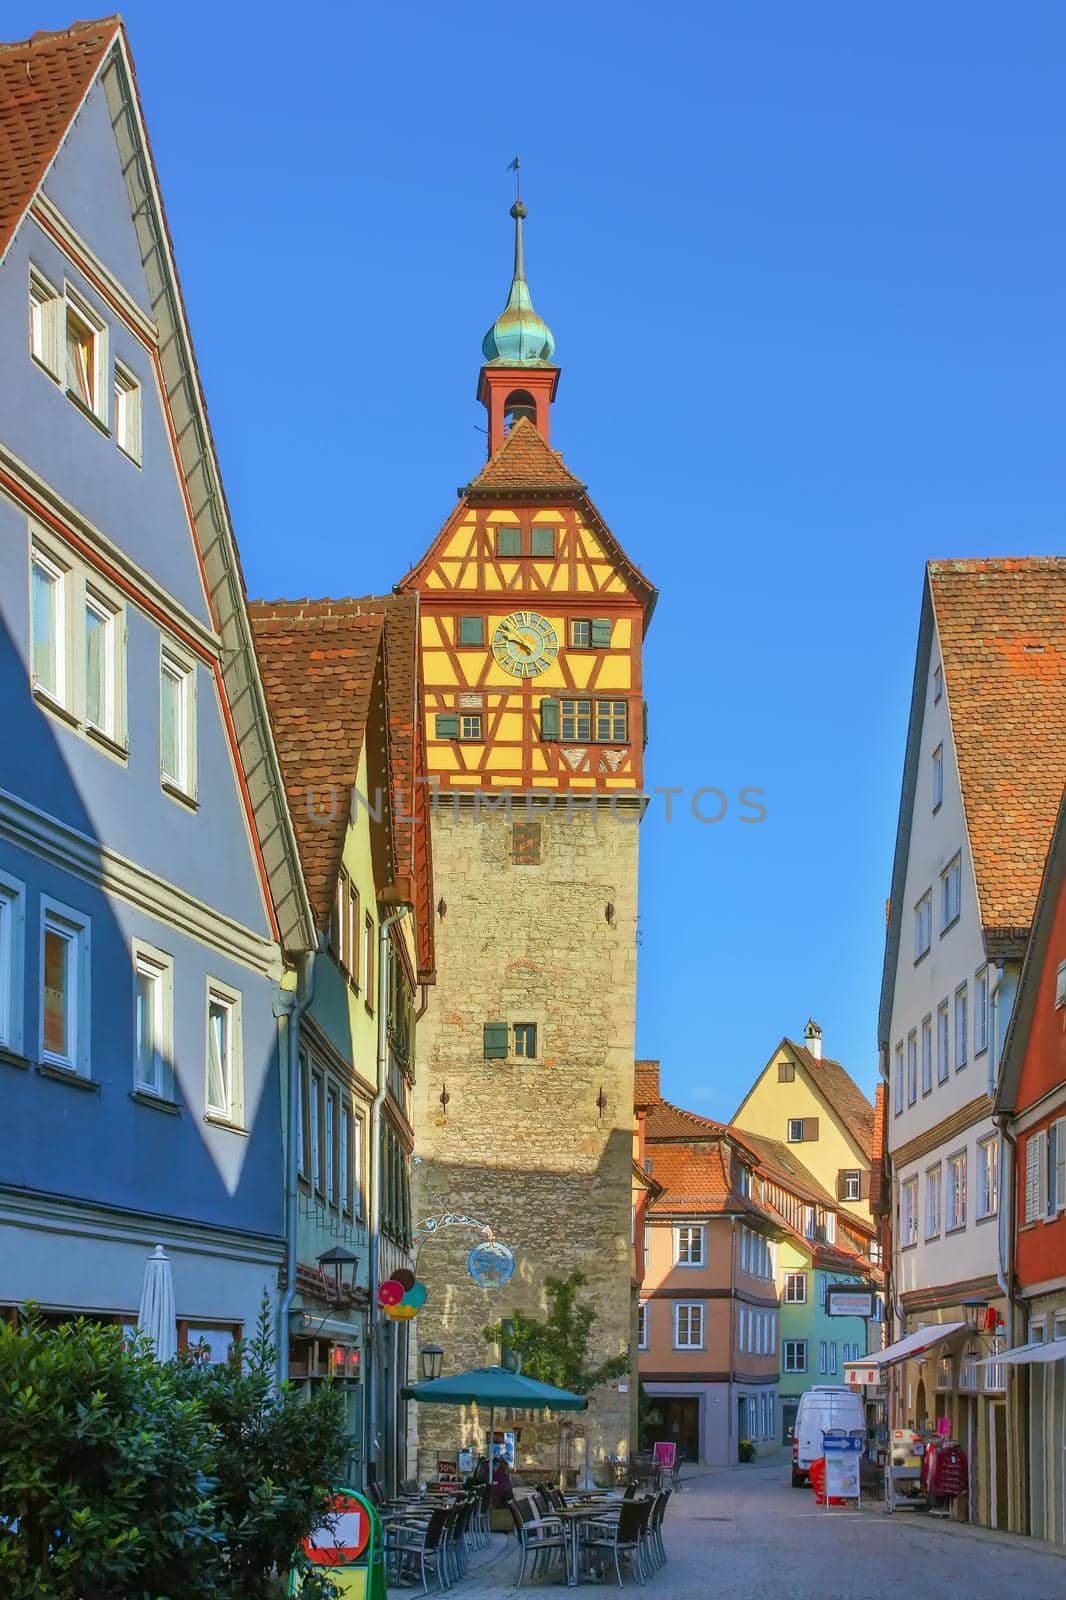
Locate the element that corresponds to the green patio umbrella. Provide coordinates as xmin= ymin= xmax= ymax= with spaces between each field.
xmin=401 ymin=1364 xmax=587 ymax=1494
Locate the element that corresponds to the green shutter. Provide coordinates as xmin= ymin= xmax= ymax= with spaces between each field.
xmin=483 ymin=1022 xmax=508 ymax=1059
xmin=435 ymin=714 xmax=460 ymax=739
xmin=539 ymin=697 xmax=560 ymax=741
xmin=591 ymin=618 xmax=612 ymax=648
xmin=458 ymin=616 xmax=484 ymax=646
xmin=531 ymin=525 xmax=555 ymax=557
xmin=496 ymin=526 xmax=521 ymax=557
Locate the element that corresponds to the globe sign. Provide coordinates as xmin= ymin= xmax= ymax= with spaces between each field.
xmin=467 ymin=1240 xmax=515 ymax=1288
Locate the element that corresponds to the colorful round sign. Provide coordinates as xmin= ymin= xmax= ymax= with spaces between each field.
xmin=304 ymin=1494 xmax=371 ymax=1565
xmin=387 ymin=1301 xmax=419 ymax=1321
xmin=468 ymin=1240 xmax=515 ymax=1288
xmin=401 ymin=1280 xmax=428 ymax=1310
xmin=392 ymin=1267 xmax=416 ymax=1291
xmin=378 ymin=1279 xmax=404 ymax=1307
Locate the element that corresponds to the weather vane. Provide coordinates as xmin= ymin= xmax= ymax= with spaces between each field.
xmin=507 ymin=154 xmax=521 ymax=202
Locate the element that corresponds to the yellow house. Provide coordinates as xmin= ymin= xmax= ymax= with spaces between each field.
xmin=731 ymin=1021 xmax=876 ymax=1229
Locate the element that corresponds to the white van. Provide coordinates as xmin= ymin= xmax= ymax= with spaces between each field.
xmin=791 ymin=1385 xmax=866 ymax=1486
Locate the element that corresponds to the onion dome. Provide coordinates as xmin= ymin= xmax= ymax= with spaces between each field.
xmin=481 ymin=200 xmax=556 ymax=366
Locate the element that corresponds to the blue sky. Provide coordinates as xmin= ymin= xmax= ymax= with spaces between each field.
xmin=15 ymin=2 xmax=1065 ymax=1116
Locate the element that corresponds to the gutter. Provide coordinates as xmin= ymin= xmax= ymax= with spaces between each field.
xmin=276 ymin=947 xmax=317 ymax=1381
xmin=367 ymin=899 xmax=411 ymax=1476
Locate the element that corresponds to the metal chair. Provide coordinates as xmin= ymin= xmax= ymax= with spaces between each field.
xmin=646 ymin=1489 xmax=670 ymax=1570
xmin=509 ymin=1498 xmax=567 ymax=1586
xmin=580 ymin=1498 xmax=649 ymax=1587
xmin=386 ymin=1505 xmax=450 ymax=1593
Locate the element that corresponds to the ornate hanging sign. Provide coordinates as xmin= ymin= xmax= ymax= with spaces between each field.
xmin=467 ymin=1240 xmax=516 ymax=1288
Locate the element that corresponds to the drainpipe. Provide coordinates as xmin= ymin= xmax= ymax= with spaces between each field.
xmin=368 ymin=900 xmax=411 ymax=1484
xmin=415 ymin=982 xmax=430 ymax=1023
xmin=276 ymin=948 xmax=317 ymax=1381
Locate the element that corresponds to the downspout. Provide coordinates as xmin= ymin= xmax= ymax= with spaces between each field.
xmin=368 ymin=901 xmax=411 ymax=1479
xmin=989 ymin=963 xmax=1014 ymax=1326
xmin=276 ymin=948 xmax=317 ymax=1381
xmin=415 ymin=983 xmax=430 ymax=1022
xmin=728 ymin=1216 xmax=737 ymax=1456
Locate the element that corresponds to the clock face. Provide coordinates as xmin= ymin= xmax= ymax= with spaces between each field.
xmin=491 ymin=611 xmax=559 ymax=678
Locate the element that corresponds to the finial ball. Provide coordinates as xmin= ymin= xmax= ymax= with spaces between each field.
xmin=510 ymin=200 xmax=528 ymax=221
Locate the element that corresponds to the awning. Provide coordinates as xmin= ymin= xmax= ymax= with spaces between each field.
xmin=976 ymin=1338 xmax=1066 ymax=1368
xmin=845 ymin=1321 xmax=965 ymax=1368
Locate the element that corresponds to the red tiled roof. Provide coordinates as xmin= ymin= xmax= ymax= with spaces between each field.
xmin=644 ymin=1098 xmax=729 ymax=1141
xmin=466 ymin=416 xmax=585 ymax=494
xmin=645 ymin=1141 xmax=738 ymax=1217
xmin=789 ymin=1044 xmax=876 ymax=1159
xmin=0 ymin=17 xmax=119 ymax=261
xmin=248 ymin=602 xmax=386 ymax=931
xmin=930 ymin=558 xmax=1066 ymax=936
xmin=634 ymin=1060 xmax=660 ymax=1109
xmin=729 ymin=1128 xmax=837 ymax=1209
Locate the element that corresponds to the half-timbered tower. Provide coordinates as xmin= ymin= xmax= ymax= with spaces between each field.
xmin=399 ymin=199 xmax=656 ymax=1476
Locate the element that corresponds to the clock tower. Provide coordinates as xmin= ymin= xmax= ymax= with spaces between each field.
xmin=399 ymin=198 xmax=656 ymax=1477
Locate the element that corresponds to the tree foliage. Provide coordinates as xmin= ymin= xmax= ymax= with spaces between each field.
xmin=0 ymin=1300 xmax=347 ymax=1600
xmin=482 ymin=1271 xmax=630 ymax=1395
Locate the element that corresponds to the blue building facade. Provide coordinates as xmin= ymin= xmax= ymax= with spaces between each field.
xmin=0 ymin=21 xmax=313 ymax=1347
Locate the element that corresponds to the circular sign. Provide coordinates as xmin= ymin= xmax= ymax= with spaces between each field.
xmin=392 ymin=1267 xmax=416 ymax=1291
xmin=386 ymin=1301 xmax=419 ymax=1321
xmin=400 ymin=1280 xmax=428 ymax=1310
xmin=304 ymin=1494 xmax=371 ymax=1565
xmin=468 ymin=1241 xmax=516 ymax=1288
xmin=378 ymin=1279 xmax=403 ymax=1307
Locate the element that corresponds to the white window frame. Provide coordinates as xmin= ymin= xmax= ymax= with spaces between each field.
xmin=113 ymin=360 xmax=142 ymax=465
xmin=39 ymin=897 xmax=91 ymax=1077
xmin=783 ymin=1339 xmax=807 ymax=1374
xmin=954 ymin=983 xmax=968 ymax=1071
xmin=674 ymin=1224 xmax=705 ymax=1267
xmin=784 ymin=1271 xmax=807 ymax=1304
xmin=932 ymin=743 xmax=944 ymax=810
xmin=975 ymin=967 xmax=989 ymax=1053
xmin=921 ymin=1016 xmax=933 ymax=1096
xmin=925 ymin=1163 xmax=942 ymax=1239
xmin=205 ymin=979 xmax=243 ymax=1127
xmin=843 ymin=1170 xmax=861 ymax=1202
xmin=83 ymin=585 xmax=127 ymax=749
xmin=160 ymin=640 xmax=197 ymax=800
xmin=933 ymin=663 xmax=943 ymax=703
xmin=1056 ymin=961 xmax=1066 ymax=1010
xmin=673 ymin=1301 xmax=704 ymax=1350
xmin=637 ymin=1301 xmax=648 ymax=1351
xmin=976 ymin=1135 xmax=999 ymax=1221
xmin=894 ymin=1041 xmax=904 ymax=1115
xmin=132 ymin=940 xmax=173 ymax=1099
xmin=0 ymin=872 xmax=27 ymax=1056
xmin=947 ymin=1151 xmax=967 ymax=1232
xmin=907 ymin=1031 xmax=918 ymax=1105
xmin=818 ymin=1340 xmax=827 ymax=1375
xmin=63 ymin=283 xmax=108 ymax=426
xmin=941 ymin=852 xmax=962 ymax=931
xmin=901 ymin=1175 xmax=919 ymax=1246
xmin=914 ymin=890 xmax=932 ymax=961
xmin=787 ymin=1117 xmax=804 ymax=1143
xmin=829 ymin=1341 xmax=838 ymax=1376
xmin=29 ymin=266 xmax=62 ymax=378
xmin=1048 ymin=1119 xmax=1066 ymax=1218
xmin=937 ymin=1001 xmax=950 ymax=1084
xmin=30 ymin=542 xmax=70 ymax=709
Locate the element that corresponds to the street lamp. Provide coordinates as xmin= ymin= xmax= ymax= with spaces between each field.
xmin=317 ymin=1245 xmax=360 ymax=1300
xmin=420 ymin=1342 xmax=444 ymax=1381
xmin=961 ymin=1296 xmax=988 ymax=1335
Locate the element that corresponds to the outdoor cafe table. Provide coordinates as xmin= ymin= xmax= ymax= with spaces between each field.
xmin=552 ymin=1503 xmax=623 ymax=1587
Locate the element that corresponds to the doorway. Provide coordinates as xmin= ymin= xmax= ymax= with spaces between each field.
xmin=645 ymin=1397 xmax=700 ymax=1462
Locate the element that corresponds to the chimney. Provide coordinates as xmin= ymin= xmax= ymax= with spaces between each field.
xmin=804 ymin=1019 xmax=823 ymax=1061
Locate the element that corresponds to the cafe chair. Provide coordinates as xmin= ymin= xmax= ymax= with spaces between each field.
xmin=580 ymin=1498 xmax=649 ymax=1587
xmin=386 ymin=1504 xmax=451 ymax=1594
xmin=509 ymin=1497 xmax=567 ymax=1586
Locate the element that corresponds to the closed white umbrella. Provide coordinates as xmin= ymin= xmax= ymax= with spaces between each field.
xmin=137 ymin=1244 xmax=177 ymax=1361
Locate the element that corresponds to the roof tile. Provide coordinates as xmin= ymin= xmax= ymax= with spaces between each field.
xmin=0 ymin=18 xmax=119 ymax=260
xmin=930 ymin=558 xmax=1066 ymax=934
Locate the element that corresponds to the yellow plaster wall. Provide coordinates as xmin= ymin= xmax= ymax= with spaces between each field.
xmin=733 ymin=1046 xmax=873 ymax=1228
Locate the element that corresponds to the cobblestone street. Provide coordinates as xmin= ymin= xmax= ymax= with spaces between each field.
xmin=458 ymin=1454 xmax=1066 ymax=1600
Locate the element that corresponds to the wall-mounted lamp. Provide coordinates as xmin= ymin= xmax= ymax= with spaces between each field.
xmin=317 ymin=1245 xmax=360 ymax=1301
xmin=420 ymin=1342 xmax=444 ymax=1381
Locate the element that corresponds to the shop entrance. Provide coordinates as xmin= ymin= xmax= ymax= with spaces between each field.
xmin=645 ymin=1397 xmax=700 ymax=1462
